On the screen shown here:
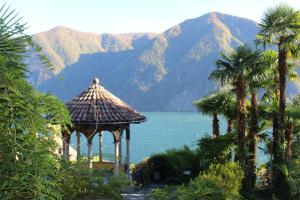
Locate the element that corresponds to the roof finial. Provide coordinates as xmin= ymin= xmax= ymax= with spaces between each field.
xmin=93 ymin=78 xmax=100 ymax=85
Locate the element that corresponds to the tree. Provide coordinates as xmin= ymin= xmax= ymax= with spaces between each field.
xmin=219 ymin=91 xmax=236 ymax=134
xmin=257 ymin=3 xmax=300 ymax=148
xmin=0 ymin=4 xmax=70 ymax=199
xmin=209 ymin=45 xmax=261 ymax=166
xmin=242 ymin=49 xmax=266 ymax=192
xmin=194 ymin=91 xmax=234 ymax=137
xmin=259 ymin=48 xmax=298 ymax=198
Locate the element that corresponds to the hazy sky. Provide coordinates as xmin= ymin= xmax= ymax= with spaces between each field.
xmin=5 ymin=0 xmax=300 ymax=34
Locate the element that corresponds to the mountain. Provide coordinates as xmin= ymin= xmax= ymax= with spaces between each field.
xmin=26 ymin=26 xmax=156 ymax=86
xmin=26 ymin=12 xmax=299 ymax=111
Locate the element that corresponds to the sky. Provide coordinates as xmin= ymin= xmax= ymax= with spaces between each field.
xmin=5 ymin=0 xmax=300 ymax=34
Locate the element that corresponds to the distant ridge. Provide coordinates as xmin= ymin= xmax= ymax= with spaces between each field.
xmin=26 ymin=12 xmax=300 ymax=111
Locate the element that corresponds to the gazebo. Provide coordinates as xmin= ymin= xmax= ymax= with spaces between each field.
xmin=62 ymin=78 xmax=146 ymax=176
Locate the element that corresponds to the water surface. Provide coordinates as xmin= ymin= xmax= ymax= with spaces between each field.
xmin=70 ymin=112 xmax=227 ymax=163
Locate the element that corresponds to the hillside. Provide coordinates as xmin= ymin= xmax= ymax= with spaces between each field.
xmin=26 ymin=12 xmax=299 ymax=111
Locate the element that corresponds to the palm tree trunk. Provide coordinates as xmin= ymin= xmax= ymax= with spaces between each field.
xmin=274 ymin=43 xmax=290 ymax=200
xmin=272 ymin=114 xmax=290 ymax=199
xmin=236 ymin=75 xmax=246 ymax=164
xmin=285 ymin=122 xmax=293 ymax=159
xmin=278 ymin=43 xmax=287 ymax=135
xmin=212 ymin=114 xmax=219 ymax=137
xmin=273 ymin=115 xmax=279 ymax=162
xmin=227 ymin=119 xmax=232 ymax=134
xmin=236 ymin=76 xmax=247 ymax=193
xmin=247 ymin=92 xmax=259 ymax=192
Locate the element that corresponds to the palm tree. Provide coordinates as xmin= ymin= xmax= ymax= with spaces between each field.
xmin=259 ymin=49 xmax=298 ymax=198
xmin=194 ymin=90 xmax=235 ymax=137
xmin=243 ymin=50 xmax=266 ymax=192
xmin=221 ymin=92 xmax=236 ymax=134
xmin=0 ymin=4 xmax=51 ymax=66
xmin=0 ymin=4 xmax=28 ymax=55
xmin=209 ymin=45 xmax=261 ymax=166
xmin=257 ymin=3 xmax=300 ymax=138
xmin=194 ymin=92 xmax=223 ymax=137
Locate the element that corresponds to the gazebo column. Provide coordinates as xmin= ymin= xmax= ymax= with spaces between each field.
xmin=113 ymin=130 xmax=121 ymax=175
xmin=62 ymin=132 xmax=70 ymax=161
xmin=87 ymin=138 xmax=93 ymax=169
xmin=118 ymin=129 xmax=123 ymax=167
xmin=76 ymin=131 xmax=81 ymax=161
xmin=125 ymin=127 xmax=131 ymax=178
xmin=98 ymin=131 xmax=103 ymax=162
xmin=62 ymin=136 xmax=66 ymax=158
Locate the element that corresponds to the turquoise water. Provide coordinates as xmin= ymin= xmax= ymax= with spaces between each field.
xmin=70 ymin=112 xmax=268 ymax=164
xmin=70 ymin=112 xmax=227 ymax=163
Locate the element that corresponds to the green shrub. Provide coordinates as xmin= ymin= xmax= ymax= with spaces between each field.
xmin=148 ymin=162 xmax=243 ymax=200
xmin=176 ymin=162 xmax=244 ymax=200
xmin=147 ymin=153 xmax=172 ymax=182
xmin=197 ymin=133 xmax=236 ymax=171
xmin=60 ymin=161 xmax=132 ymax=200
xmin=147 ymin=146 xmax=198 ymax=184
xmin=148 ymin=186 xmax=178 ymax=200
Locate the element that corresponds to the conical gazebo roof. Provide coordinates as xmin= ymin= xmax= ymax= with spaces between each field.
xmin=66 ymin=78 xmax=146 ymax=124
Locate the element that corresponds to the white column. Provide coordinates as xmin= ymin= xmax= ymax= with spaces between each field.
xmin=99 ymin=131 xmax=103 ymax=162
xmin=114 ymin=139 xmax=120 ymax=175
xmin=87 ymin=141 xmax=93 ymax=168
xmin=76 ymin=131 xmax=81 ymax=161
xmin=125 ymin=127 xmax=131 ymax=178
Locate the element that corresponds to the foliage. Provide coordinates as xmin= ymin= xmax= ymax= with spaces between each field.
xmin=0 ymin=54 xmax=70 ymax=199
xmin=194 ymin=90 xmax=234 ymax=116
xmin=292 ymin=94 xmax=300 ymax=106
xmin=256 ymin=3 xmax=300 ymax=54
xmin=148 ymin=186 xmax=178 ymax=200
xmin=0 ymin=4 xmax=70 ymax=199
xmin=60 ymin=161 xmax=132 ymax=200
xmin=146 ymin=146 xmax=199 ymax=184
xmin=209 ymin=44 xmax=262 ymax=86
xmin=197 ymin=133 xmax=236 ymax=171
xmin=148 ymin=162 xmax=244 ymax=200
xmin=179 ymin=162 xmax=243 ymax=200
xmin=285 ymin=133 xmax=300 ymax=199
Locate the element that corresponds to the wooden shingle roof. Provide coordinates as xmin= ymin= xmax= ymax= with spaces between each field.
xmin=66 ymin=78 xmax=146 ymax=124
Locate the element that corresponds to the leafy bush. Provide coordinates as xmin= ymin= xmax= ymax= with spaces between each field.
xmin=148 ymin=162 xmax=244 ymax=200
xmin=147 ymin=153 xmax=172 ymax=182
xmin=0 ymin=55 xmax=71 ymax=199
xmin=0 ymin=133 xmax=63 ymax=200
xmin=176 ymin=162 xmax=244 ymax=200
xmin=146 ymin=146 xmax=198 ymax=184
xmin=60 ymin=161 xmax=132 ymax=200
xmin=197 ymin=133 xmax=236 ymax=171
xmin=148 ymin=186 xmax=178 ymax=200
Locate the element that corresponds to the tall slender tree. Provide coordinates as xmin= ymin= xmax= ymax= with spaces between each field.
xmin=210 ymin=45 xmax=262 ymax=193
xmin=0 ymin=4 xmax=70 ymax=199
xmin=243 ymin=50 xmax=265 ymax=192
xmin=259 ymin=48 xmax=298 ymax=198
xmin=210 ymin=45 xmax=261 ymax=165
xmin=257 ymin=3 xmax=300 ymax=146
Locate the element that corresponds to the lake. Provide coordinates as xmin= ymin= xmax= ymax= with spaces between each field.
xmin=70 ymin=112 xmax=268 ymax=164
